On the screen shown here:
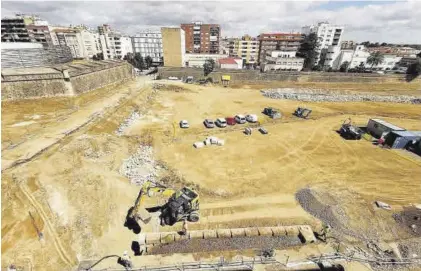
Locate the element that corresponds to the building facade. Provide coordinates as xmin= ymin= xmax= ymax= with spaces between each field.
xmin=181 ymin=22 xmax=220 ymax=54
xmin=131 ymin=30 xmax=163 ymax=65
xmin=98 ymin=24 xmax=132 ymax=60
xmin=302 ymin=22 xmax=344 ymax=66
xmin=1 ymin=14 xmax=53 ymax=47
xmin=230 ymin=35 xmax=259 ymax=65
xmin=161 ymin=27 xmax=186 ymax=67
xmin=261 ymin=50 xmax=304 ymax=71
xmin=184 ymin=53 xmax=228 ymax=68
xmin=218 ymin=57 xmax=244 ymax=69
xmin=341 ymin=40 xmax=356 ymax=50
xmin=257 ymin=33 xmax=303 ymax=65
xmin=50 ymin=27 xmax=85 ymax=58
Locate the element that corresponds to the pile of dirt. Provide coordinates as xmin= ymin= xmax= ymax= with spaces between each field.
xmin=393 ymin=206 xmax=421 ymax=237
xmin=148 ymin=236 xmax=301 ymax=255
xmin=152 ymin=84 xmax=189 ymax=92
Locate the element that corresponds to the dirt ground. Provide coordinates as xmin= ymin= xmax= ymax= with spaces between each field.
xmin=2 ymin=77 xmax=421 ymax=270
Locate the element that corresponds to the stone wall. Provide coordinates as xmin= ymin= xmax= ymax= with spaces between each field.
xmin=1 ymin=60 xmax=135 ymax=100
xmin=158 ymin=67 xmax=417 ymax=84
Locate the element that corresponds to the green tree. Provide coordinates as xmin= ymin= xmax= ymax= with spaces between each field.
xmin=145 ymin=56 xmax=153 ymax=69
xmin=357 ymin=62 xmax=366 ymax=72
xmin=134 ymin=53 xmax=145 ymax=70
xmin=203 ymin=59 xmax=215 ymax=76
xmin=297 ymin=33 xmax=320 ymax=70
xmin=93 ymin=52 xmax=103 ymax=61
xmin=339 ymin=61 xmax=350 ymax=72
xmin=367 ymin=52 xmax=384 ymax=70
xmin=417 ymin=52 xmax=421 ymax=58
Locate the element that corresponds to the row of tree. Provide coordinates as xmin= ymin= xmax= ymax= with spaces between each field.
xmin=123 ymin=53 xmax=154 ymax=71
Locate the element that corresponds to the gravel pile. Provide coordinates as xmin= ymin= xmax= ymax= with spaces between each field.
xmin=119 ymin=145 xmax=158 ymax=186
xmin=261 ymin=88 xmax=421 ymax=104
xmin=115 ymin=111 xmax=141 ymax=136
xmin=295 ymin=188 xmax=368 ymax=241
xmin=148 ymin=236 xmax=301 ymax=255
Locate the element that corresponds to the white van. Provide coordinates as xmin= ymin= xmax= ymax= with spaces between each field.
xmin=235 ymin=114 xmax=246 ymax=124
xmin=215 ymin=118 xmax=227 ymax=128
xmin=246 ymin=114 xmax=258 ymax=123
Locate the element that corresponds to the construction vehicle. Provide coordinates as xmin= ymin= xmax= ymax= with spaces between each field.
xmin=126 ymin=181 xmax=200 ymax=232
xmin=293 ymin=107 xmax=312 ymax=119
xmin=221 ymin=75 xmax=230 ymax=87
xmin=262 ymin=107 xmax=281 ymax=119
xmin=338 ymin=118 xmax=362 ymax=140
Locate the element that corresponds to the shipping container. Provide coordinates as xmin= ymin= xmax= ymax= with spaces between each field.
xmin=366 ymin=118 xmax=405 ymax=138
xmin=384 ymin=131 xmax=421 ymax=149
xmin=226 ymin=117 xmax=236 ymax=125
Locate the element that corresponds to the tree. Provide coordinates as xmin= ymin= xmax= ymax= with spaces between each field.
xmin=380 ymin=42 xmax=388 ymax=46
xmin=339 ymin=61 xmax=350 ymax=72
xmin=203 ymin=58 xmax=215 ymax=76
xmin=417 ymin=52 xmax=421 ymax=58
xmin=145 ymin=56 xmax=153 ymax=69
xmin=93 ymin=52 xmax=103 ymax=61
xmin=366 ymin=51 xmax=385 ymax=70
xmin=134 ymin=53 xmax=145 ymax=70
xmin=297 ymin=33 xmax=320 ymax=70
xmin=407 ymin=59 xmax=421 ymax=76
xmin=357 ymin=62 xmax=366 ymax=72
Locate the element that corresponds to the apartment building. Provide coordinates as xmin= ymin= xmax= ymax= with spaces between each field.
xmin=341 ymin=40 xmax=356 ymax=50
xmin=98 ymin=24 xmax=132 ymax=60
xmin=131 ymin=30 xmax=163 ymax=65
xmin=329 ymin=45 xmax=402 ymax=71
xmin=1 ymin=14 xmax=53 ymax=47
xmin=181 ymin=22 xmax=220 ymax=54
xmin=261 ymin=50 xmax=304 ymax=71
xmin=161 ymin=27 xmax=186 ymax=67
xmin=302 ymin=22 xmax=344 ymax=65
xmin=257 ymin=33 xmax=303 ymax=65
xmin=184 ymin=53 xmax=228 ymax=68
xmin=230 ymin=35 xmax=259 ymax=65
xmin=50 ymin=27 xmax=85 ymax=58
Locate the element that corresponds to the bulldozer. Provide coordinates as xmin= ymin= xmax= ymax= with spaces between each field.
xmin=125 ymin=181 xmax=200 ymax=233
xmin=338 ymin=118 xmax=362 ymax=140
xmin=293 ymin=107 xmax=312 ymax=119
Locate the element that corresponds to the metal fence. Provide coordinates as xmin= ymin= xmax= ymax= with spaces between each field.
xmin=1 ymin=45 xmax=73 ymax=68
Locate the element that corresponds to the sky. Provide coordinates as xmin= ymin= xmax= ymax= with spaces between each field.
xmin=1 ymin=0 xmax=421 ymax=44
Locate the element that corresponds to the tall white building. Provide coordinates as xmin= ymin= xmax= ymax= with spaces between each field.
xmin=49 ymin=25 xmax=99 ymax=59
xmin=98 ymin=24 xmax=132 ymax=60
xmin=301 ymin=22 xmax=344 ymax=66
xmin=131 ymin=30 xmax=163 ymax=65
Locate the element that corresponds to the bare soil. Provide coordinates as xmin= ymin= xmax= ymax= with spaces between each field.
xmin=2 ymin=77 xmax=421 ymax=270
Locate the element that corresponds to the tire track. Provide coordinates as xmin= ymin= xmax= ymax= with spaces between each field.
xmin=19 ymin=183 xmax=74 ymax=267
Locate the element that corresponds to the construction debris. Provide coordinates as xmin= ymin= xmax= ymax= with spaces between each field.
xmin=194 ymin=136 xmax=225 ymax=148
xmin=115 ymin=111 xmax=141 ymax=136
xmin=119 ymin=145 xmax=158 ymax=185
xmin=375 ymin=201 xmax=392 ymax=210
xmin=262 ymin=88 xmax=421 ymax=104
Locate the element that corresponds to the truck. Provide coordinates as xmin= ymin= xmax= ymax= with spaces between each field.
xmin=263 ymin=107 xmax=281 ymax=119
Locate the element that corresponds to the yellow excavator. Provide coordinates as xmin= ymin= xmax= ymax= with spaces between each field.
xmin=125 ymin=181 xmax=200 ymax=233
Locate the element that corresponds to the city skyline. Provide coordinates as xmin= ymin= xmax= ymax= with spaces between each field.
xmin=2 ymin=1 xmax=421 ymax=44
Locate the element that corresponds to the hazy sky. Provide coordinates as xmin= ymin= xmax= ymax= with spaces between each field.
xmin=2 ymin=1 xmax=421 ymax=44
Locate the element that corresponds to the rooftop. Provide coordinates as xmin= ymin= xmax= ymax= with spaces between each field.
xmin=370 ymin=118 xmax=405 ymax=131
xmin=218 ymin=58 xmax=239 ymax=65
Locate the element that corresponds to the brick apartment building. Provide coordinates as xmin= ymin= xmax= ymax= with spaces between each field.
xmin=181 ymin=22 xmax=220 ymax=54
xmin=257 ymin=33 xmax=303 ymax=65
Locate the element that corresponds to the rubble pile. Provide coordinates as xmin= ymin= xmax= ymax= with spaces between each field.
xmin=261 ymin=88 xmax=421 ymax=104
xmin=115 ymin=111 xmax=141 ymax=136
xmin=119 ymin=145 xmax=158 ymax=186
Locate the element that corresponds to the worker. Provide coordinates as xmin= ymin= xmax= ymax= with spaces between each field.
xmin=118 ymin=251 xmax=133 ymax=269
xmin=181 ymin=219 xmax=188 ymax=235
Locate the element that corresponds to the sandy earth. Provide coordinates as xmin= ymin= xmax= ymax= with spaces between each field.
xmin=2 ymin=77 xmax=421 ymax=270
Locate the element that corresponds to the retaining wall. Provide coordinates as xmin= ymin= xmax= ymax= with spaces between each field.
xmin=158 ymin=67 xmax=417 ymax=84
xmin=1 ymin=60 xmax=135 ymax=100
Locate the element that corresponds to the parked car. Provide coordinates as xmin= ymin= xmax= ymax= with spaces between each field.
xmin=215 ymin=118 xmax=227 ymax=128
xmin=179 ymin=120 xmax=190 ymax=128
xmin=203 ymin=119 xmax=215 ymax=128
xmin=246 ymin=114 xmax=258 ymax=123
xmin=226 ymin=117 xmax=236 ymax=126
xmin=235 ymin=114 xmax=247 ymax=124
xmin=259 ymin=127 xmax=268 ymax=134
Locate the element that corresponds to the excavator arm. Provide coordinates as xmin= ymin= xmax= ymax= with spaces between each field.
xmin=128 ymin=181 xmax=175 ymax=225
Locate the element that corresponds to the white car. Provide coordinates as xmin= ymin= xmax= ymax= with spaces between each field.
xmin=246 ymin=114 xmax=258 ymax=123
xmin=215 ymin=118 xmax=227 ymax=128
xmin=179 ymin=120 xmax=189 ymax=128
xmin=235 ymin=114 xmax=246 ymax=124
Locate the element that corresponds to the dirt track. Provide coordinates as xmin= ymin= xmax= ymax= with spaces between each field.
xmin=2 ymin=77 xmax=421 ymax=270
